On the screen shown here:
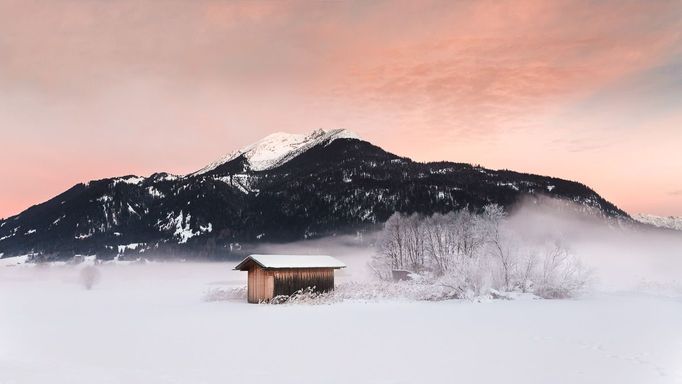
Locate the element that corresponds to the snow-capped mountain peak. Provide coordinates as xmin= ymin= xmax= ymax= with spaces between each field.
xmin=192 ymin=128 xmax=359 ymax=175
xmin=633 ymin=213 xmax=682 ymax=231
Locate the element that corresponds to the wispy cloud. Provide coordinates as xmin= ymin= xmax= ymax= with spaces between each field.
xmin=322 ymin=0 xmax=682 ymax=139
xmin=0 ymin=0 xmax=681 ymax=217
xmin=552 ymin=136 xmax=622 ymax=153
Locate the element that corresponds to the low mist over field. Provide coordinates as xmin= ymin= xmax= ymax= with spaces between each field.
xmin=247 ymin=199 xmax=682 ymax=295
xmin=506 ymin=199 xmax=682 ymax=293
xmin=2 ymin=200 xmax=682 ymax=383
xmin=3 ymin=197 xmax=681 ymax=293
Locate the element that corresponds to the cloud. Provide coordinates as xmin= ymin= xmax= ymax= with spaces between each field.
xmin=1 ymin=0 xmax=681 ymax=217
xmin=552 ymin=136 xmax=621 ymax=153
xmin=321 ymin=0 xmax=682 ymax=139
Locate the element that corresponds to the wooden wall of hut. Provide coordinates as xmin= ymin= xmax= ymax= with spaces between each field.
xmin=247 ymin=266 xmax=274 ymax=303
xmin=272 ymin=268 xmax=334 ymax=297
xmin=247 ymin=266 xmax=336 ymax=303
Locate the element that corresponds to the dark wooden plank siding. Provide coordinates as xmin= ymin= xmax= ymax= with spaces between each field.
xmin=247 ymin=266 xmax=336 ymax=303
xmin=272 ymin=268 xmax=335 ymax=297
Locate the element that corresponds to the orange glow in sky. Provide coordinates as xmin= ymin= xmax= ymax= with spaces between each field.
xmin=1 ymin=0 xmax=681 ymax=217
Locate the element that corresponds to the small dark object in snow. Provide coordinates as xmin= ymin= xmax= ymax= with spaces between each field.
xmin=392 ymin=270 xmax=413 ymax=281
xmin=80 ymin=266 xmax=101 ymax=290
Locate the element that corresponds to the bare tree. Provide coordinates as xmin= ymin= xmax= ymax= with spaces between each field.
xmin=372 ymin=212 xmax=430 ymax=279
xmin=481 ymin=204 xmax=519 ymax=290
xmin=453 ymin=209 xmax=485 ymax=259
xmin=403 ymin=214 xmax=427 ymax=272
xmin=423 ymin=212 xmax=458 ymax=275
xmin=534 ymin=243 xmax=590 ymax=298
xmin=375 ymin=213 xmax=406 ymax=272
xmin=421 ymin=210 xmax=491 ymax=295
xmin=372 ymin=213 xmax=408 ymax=278
xmin=517 ymin=249 xmax=538 ymax=293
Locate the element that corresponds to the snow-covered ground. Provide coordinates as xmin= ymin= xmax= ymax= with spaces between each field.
xmin=1 ymin=260 xmax=681 ymax=384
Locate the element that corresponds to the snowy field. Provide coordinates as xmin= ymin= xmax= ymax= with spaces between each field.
xmin=1 ymin=260 xmax=681 ymax=384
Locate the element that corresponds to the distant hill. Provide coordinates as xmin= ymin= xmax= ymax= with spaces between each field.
xmin=633 ymin=214 xmax=682 ymax=231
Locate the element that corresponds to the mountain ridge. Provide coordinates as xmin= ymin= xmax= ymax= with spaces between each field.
xmin=0 ymin=129 xmax=630 ymax=261
xmin=633 ymin=214 xmax=682 ymax=231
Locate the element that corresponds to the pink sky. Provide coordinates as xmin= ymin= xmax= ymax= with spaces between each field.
xmin=1 ymin=0 xmax=681 ymax=218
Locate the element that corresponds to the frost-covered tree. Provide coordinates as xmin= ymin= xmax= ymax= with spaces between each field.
xmin=372 ymin=213 xmax=427 ymax=277
xmin=423 ymin=212 xmax=458 ymax=275
xmin=375 ymin=213 xmax=406 ymax=274
xmin=421 ymin=210 xmax=491 ymax=295
xmin=481 ymin=204 xmax=519 ymax=290
xmin=533 ymin=243 xmax=590 ymax=298
xmin=403 ymin=214 xmax=427 ymax=272
xmin=372 ymin=205 xmax=591 ymax=299
xmin=453 ymin=209 xmax=486 ymax=259
xmin=517 ymin=249 xmax=539 ymax=293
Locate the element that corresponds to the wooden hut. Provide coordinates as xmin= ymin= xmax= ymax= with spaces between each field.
xmin=234 ymin=254 xmax=346 ymax=303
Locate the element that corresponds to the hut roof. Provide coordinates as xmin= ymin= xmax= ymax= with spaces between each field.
xmin=234 ymin=254 xmax=346 ymax=271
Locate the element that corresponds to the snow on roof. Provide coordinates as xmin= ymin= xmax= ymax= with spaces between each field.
xmin=234 ymin=254 xmax=346 ymax=270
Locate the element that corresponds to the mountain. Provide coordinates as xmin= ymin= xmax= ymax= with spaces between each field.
xmin=633 ymin=214 xmax=682 ymax=231
xmin=0 ymin=129 xmax=628 ymax=261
